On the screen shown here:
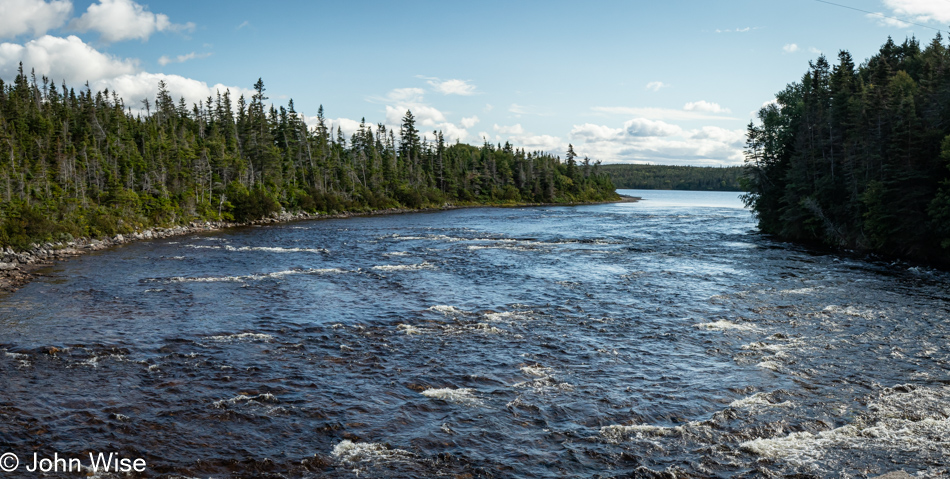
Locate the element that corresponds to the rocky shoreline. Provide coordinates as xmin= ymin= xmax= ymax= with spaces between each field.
xmin=0 ymin=197 xmax=639 ymax=293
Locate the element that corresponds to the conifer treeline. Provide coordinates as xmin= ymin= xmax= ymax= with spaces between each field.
xmin=0 ymin=66 xmax=616 ymax=249
xmin=743 ymin=34 xmax=950 ymax=263
xmin=601 ymin=164 xmax=743 ymax=191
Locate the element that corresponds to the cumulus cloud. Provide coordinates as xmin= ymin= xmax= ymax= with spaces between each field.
xmin=592 ymin=106 xmax=736 ymax=121
xmin=484 ymin=125 xmax=564 ymax=154
xmin=0 ymin=34 xmax=138 ymax=83
xmin=70 ymin=0 xmax=195 ymax=42
xmin=683 ymin=100 xmax=730 ymax=114
xmin=374 ymin=87 xmax=469 ymax=142
xmin=645 ymin=81 xmax=667 ymax=92
xmin=493 ymin=123 xmax=524 ymax=135
xmin=624 ymin=118 xmax=682 ymax=137
xmin=882 ymin=0 xmax=950 ymax=24
xmin=0 ymin=0 xmax=72 ymax=39
xmin=570 ymin=123 xmax=623 ymax=141
xmin=425 ymin=77 xmax=477 ymax=96
xmin=783 ymin=43 xmax=799 ymax=53
xmin=568 ymin=117 xmax=746 ymax=166
xmin=90 ymin=72 xmax=253 ymax=112
xmin=158 ymin=51 xmax=211 ymax=66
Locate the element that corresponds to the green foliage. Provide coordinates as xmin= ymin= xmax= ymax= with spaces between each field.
xmin=743 ymin=34 xmax=950 ymax=263
xmin=0 ymin=69 xmax=618 ymax=249
xmin=601 ymin=164 xmax=743 ymax=191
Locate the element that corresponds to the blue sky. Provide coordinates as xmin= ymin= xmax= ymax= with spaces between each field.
xmin=1 ymin=0 xmax=947 ymax=165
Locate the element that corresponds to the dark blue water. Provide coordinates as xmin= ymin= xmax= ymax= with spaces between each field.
xmin=0 ymin=189 xmax=948 ymax=478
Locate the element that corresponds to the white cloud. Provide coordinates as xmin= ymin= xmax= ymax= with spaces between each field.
xmin=809 ymin=47 xmax=822 ymax=54
xmin=90 ymin=72 xmax=253 ymax=112
xmin=158 ymin=51 xmax=211 ymax=66
xmin=645 ymin=81 xmax=667 ymax=92
xmin=570 ymin=123 xmax=623 ymax=141
xmin=0 ymin=34 xmax=138 ymax=83
xmin=689 ymin=125 xmax=745 ymax=145
xmin=385 ymin=104 xmax=446 ymax=127
xmin=426 ymin=77 xmax=477 ymax=95
xmin=236 ymin=20 xmax=250 ymax=30
xmin=783 ymin=43 xmax=799 ymax=53
xmin=591 ymin=106 xmax=737 ymax=121
xmin=882 ymin=0 xmax=950 ymax=24
xmin=370 ymin=86 xmax=472 ymax=142
xmin=567 ymin=118 xmax=746 ymax=166
xmin=382 ymin=87 xmax=425 ymax=104
xmin=486 ymin=125 xmax=564 ymax=154
xmin=623 ymin=118 xmax=682 ymax=137
xmin=493 ymin=123 xmax=524 ymax=135
xmin=683 ymin=100 xmax=730 ymax=114
xmin=509 ymin=103 xmax=528 ymax=115
xmin=507 ymin=103 xmax=552 ymax=117
xmin=0 ymin=0 xmax=72 ymax=39
xmin=484 ymin=104 xmax=493 ymax=112
xmin=867 ymin=14 xmax=912 ymax=28
xmin=70 ymin=0 xmax=195 ymax=42
xmin=326 ymin=117 xmax=364 ymax=138
xmin=715 ymin=27 xmax=754 ymax=33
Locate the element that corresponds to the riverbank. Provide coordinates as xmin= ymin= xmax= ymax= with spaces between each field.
xmin=0 ymin=196 xmax=638 ymax=293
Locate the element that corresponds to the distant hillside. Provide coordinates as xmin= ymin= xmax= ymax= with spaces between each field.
xmin=600 ymin=164 xmax=743 ymax=191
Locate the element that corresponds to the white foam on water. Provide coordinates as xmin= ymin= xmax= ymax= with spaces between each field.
xmin=76 ymin=353 xmax=127 ymax=368
xmin=520 ymin=365 xmax=553 ymax=377
xmin=741 ymin=340 xmax=801 ymax=353
xmin=756 ymin=360 xmax=782 ymax=371
xmin=331 ymin=440 xmax=414 ymax=465
xmin=601 ymin=424 xmax=679 ymax=441
xmin=692 ymin=320 xmax=759 ymax=332
xmin=185 ymin=244 xmax=329 ymax=254
xmin=821 ymin=305 xmax=880 ymax=320
xmin=513 ymin=375 xmax=574 ymax=392
xmin=730 ymin=392 xmax=793 ymax=409
xmin=484 ymin=311 xmax=530 ymax=322
xmin=212 ymin=393 xmax=278 ymax=409
xmin=225 ymin=245 xmax=329 ymax=254
xmin=204 ymin=332 xmax=274 ymax=342
xmin=4 ymin=351 xmax=31 ymax=368
xmin=157 ymin=267 xmax=346 ymax=283
xmin=780 ymin=287 xmax=816 ymax=294
xmin=439 ymin=322 xmax=507 ymax=336
xmin=428 ymin=305 xmax=465 ymax=315
xmin=396 ymin=324 xmax=423 ymax=335
xmin=600 ymin=421 xmax=711 ymax=443
xmin=473 ymin=323 xmax=505 ymax=334
xmin=421 ymin=387 xmax=482 ymax=406
xmin=384 ymin=251 xmax=409 ymax=256
xmin=741 ymin=385 xmax=950 ymax=467
xmin=372 ymin=262 xmax=433 ymax=271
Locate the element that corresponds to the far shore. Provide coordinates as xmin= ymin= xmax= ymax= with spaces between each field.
xmin=0 ymin=195 xmax=639 ymax=293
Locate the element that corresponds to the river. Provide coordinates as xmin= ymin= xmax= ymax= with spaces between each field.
xmin=0 ymin=189 xmax=947 ymax=478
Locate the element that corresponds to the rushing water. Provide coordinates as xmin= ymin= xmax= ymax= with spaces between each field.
xmin=1 ymin=189 xmax=949 ymax=478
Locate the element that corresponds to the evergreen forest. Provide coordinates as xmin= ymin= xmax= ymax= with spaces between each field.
xmin=743 ymin=34 xmax=950 ymax=264
xmin=601 ymin=164 xmax=743 ymax=191
xmin=0 ymin=66 xmax=617 ymax=249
